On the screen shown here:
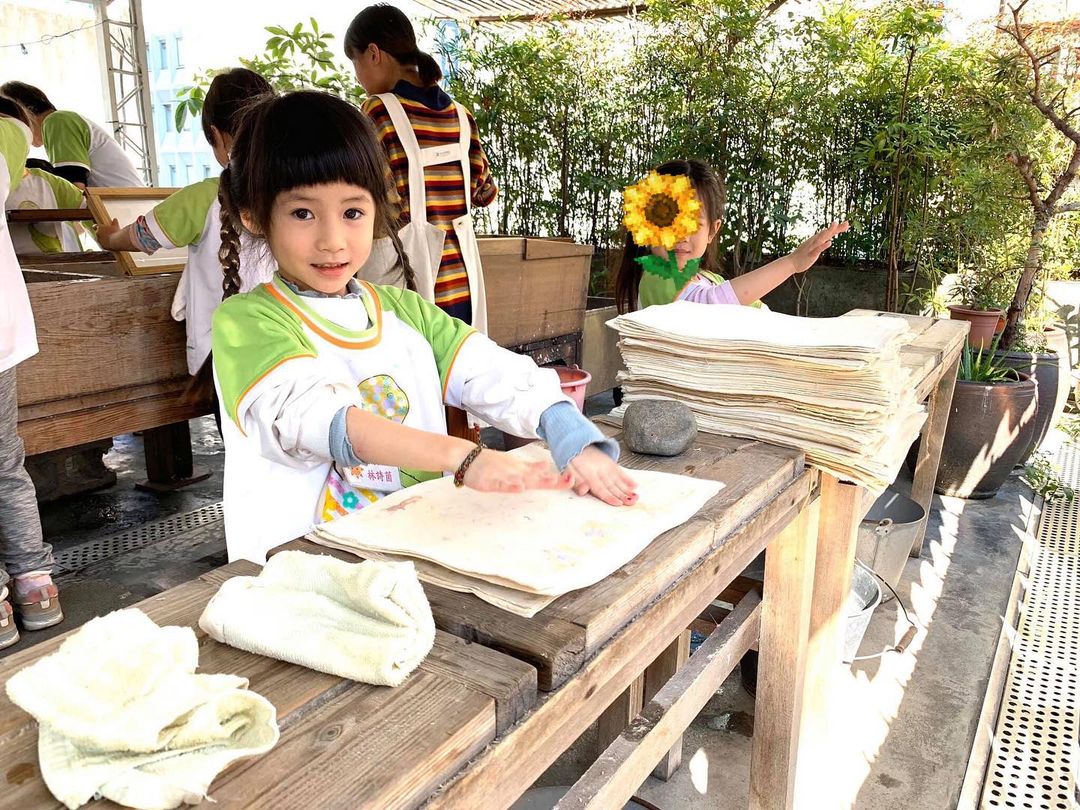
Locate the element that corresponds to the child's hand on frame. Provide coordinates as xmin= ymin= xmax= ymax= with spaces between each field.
xmin=462 ymin=449 xmax=573 ymax=495
xmin=789 ymin=220 xmax=850 ymax=275
xmin=565 ymin=446 xmax=639 ymax=507
xmin=95 ymin=218 xmax=122 ymax=251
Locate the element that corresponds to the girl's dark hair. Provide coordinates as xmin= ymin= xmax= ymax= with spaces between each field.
xmin=613 ymin=159 xmax=727 ymax=314
xmin=217 ymin=89 xmax=417 ymax=298
xmin=201 ymin=68 xmax=273 ymax=144
xmin=344 ymin=5 xmax=442 ymax=87
xmin=0 ymin=81 xmax=55 ymax=116
xmin=0 ymin=96 xmax=31 ymax=127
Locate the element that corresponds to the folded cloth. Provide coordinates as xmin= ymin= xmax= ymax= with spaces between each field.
xmin=199 ymin=551 xmax=435 ymax=687
xmin=5 ymin=608 xmax=279 ymax=810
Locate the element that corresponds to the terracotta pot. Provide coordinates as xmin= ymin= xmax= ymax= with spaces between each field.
xmin=948 ymin=305 xmax=1004 ymax=350
xmin=931 ymin=372 xmax=1038 ymax=499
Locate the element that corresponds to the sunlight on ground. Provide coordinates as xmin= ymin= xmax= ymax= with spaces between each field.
xmin=826 ymin=495 xmax=967 ymax=806
xmin=689 ymin=746 xmax=709 ymax=794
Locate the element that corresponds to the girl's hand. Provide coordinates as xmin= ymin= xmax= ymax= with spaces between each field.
xmin=462 ymin=448 xmax=572 ymax=494
xmin=96 ymin=218 xmax=121 ymax=250
xmin=789 ymin=220 xmax=850 ymax=275
xmin=566 ymin=446 xmax=639 ymax=507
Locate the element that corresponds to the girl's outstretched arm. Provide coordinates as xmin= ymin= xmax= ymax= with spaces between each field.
xmin=345 ymin=406 xmax=572 ymax=495
xmin=728 ymin=220 xmax=849 ymax=304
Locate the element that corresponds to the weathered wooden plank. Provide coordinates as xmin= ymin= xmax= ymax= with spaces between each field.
xmin=595 ymin=677 xmax=644 ymax=758
xmin=749 ymin=494 xmax=820 ymax=810
xmin=424 ymin=471 xmax=817 ymax=809
xmin=17 ymin=275 xmax=187 ymax=405
xmin=18 ymin=394 xmax=210 ymax=457
xmin=207 ymin=671 xmax=494 ymax=810
xmin=557 ymin=595 xmax=761 ymax=810
xmin=909 ymin=349 xmax=962 ymax=556
xmin=547 ymin=439 xmax=802 ymax=655
xmin=789 ymin=475 xmax=858 ymax=806
xmin=273 ymin=539 xmax=585 ymax=692
xmin=642 ymin=629 xmax=691 ymax=780
xmin=422 ymin=633 xmax=537 ymax=735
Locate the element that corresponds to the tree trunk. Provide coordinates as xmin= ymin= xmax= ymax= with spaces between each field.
xmin=1001 ymin=211 xmax=1050 ymax=349
xmin=885 ymin=48 xmax=915 ymax=312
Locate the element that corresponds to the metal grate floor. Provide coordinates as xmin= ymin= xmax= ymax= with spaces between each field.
xmin=52 ymin=502 xmax=224 ymax=575
xmin=981 ymin=443 xmax=1080 ymax=810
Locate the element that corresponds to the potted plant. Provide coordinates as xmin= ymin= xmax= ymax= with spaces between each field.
xmin=931 ymin=338 xmax=1038 ymax=499
xmin=947 ymin=269 xmax=1008 ymax=350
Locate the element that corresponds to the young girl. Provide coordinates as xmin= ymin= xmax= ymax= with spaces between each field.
xmin=96 ymin=68 xmax=276 ymax=377
xmin=345 ymin=5 xmax=496 ymax=332
xmin=0 ymin=102 xmax=63 ymax=648
xmin=614 ymin=159 xmax=849 ymax=313
xmin=211 ymin=90 xmax=636 ymax=564
xmin=0 ymin=99 xmax=85 ymax=255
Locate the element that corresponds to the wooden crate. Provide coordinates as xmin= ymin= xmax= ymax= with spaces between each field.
xmin=16 ymin=266 xmax=210 ymax=457
xmin=480 ymin=236 xmax=592 ymax=349
xmin=582 ymin=299 xmax=623 ymax=396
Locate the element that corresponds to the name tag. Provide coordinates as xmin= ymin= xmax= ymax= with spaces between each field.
xmin=341 ymin=464 xmax=402 ymax=491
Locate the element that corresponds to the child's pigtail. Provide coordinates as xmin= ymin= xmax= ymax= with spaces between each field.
xmin=387 ymin=222 xmax=418 ymax=292
xmin=218 ymin=167 xmax=243 ymax=300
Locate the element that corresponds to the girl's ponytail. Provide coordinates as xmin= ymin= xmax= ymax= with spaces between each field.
xmin=415 ymin=51 xmax=442 ymax=87
xmin=217 ymin=167 xmax=243 ymax=300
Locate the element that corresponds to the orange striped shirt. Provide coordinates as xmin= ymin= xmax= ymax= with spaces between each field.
xmin=361 ymin=82 xmax=497 ymax=324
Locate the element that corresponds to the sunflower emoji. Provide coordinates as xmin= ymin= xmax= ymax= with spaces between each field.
xmin=623 ymin=172 xmax=701 ymax=251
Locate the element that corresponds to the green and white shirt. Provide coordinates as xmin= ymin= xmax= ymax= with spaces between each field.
xmin=6 ymin=168 xmax=85 ymax=254
xmin=212 ymin=276 xmax=569 ymax=563
xmin=42 ymin=110 xmax=144 ymax=187
xmin=144 ymin=177 xmax=275 ymax=374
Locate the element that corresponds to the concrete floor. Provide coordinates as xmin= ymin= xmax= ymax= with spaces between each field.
xmin=5 ymin=400 xmax=1032 ymax=808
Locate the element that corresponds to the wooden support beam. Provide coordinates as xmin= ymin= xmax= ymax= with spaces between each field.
xmin=557 ymin=594 xmax=761 ymax=809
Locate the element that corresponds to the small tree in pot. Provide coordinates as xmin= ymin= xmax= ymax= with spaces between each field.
xmin=992 ymin=1 xmax=1080 ymax=349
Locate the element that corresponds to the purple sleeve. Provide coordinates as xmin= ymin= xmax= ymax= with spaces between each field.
xmin=677 ymin=277 xmax=740 ymax=306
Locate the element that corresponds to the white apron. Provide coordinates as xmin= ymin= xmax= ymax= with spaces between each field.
xmin=359 ymin=93 xmax=488 ymax=334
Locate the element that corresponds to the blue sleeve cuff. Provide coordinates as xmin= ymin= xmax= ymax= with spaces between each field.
xmin=536 ymin=401 xmax=620 ymax=471
xmin=329 ymin=406 xmax=364 ymax=466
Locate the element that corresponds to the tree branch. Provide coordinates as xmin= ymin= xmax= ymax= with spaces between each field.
xmin=1007 ymin=151 xmax=1045 ymax=212
xmin=1046 ymin=141 xmax=1080 ymax=211
xmin=1060 ymin=202 xmax=1080 ymax=213
xmin=1004 ymin=2 xmax=1080 ymax=144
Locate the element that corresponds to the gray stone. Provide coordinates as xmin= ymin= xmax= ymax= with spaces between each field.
xmin=623 ymin=399 xmax=698 ymax=456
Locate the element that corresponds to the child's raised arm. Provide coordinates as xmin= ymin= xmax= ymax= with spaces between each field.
xmin=729 ymin=220 xmax=849 ymax=304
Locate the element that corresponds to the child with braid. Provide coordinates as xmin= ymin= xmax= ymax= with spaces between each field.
xmin=211 ymin=90 xmax=637 ymax=564
xmin=96 ymin=68 xmax=277 ymax=378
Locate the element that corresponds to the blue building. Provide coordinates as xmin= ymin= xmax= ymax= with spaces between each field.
xmin=146 ymin=31 xmax=216 ymax=188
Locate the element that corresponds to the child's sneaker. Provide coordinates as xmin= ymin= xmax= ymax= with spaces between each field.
xmin=0 ymin=596 xmax=20 ymax=649
xmin=12 ymin=577 xmax=63 ymax=631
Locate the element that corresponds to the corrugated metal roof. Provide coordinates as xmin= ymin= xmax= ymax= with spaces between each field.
xmin=412 ymin=0 xmax=645 ymax=22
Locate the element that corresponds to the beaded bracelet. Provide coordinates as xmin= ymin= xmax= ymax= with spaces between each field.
xmin=453 ymin=442 xmax=486 ymax=488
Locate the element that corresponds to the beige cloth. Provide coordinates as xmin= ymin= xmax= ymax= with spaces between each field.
xmin=305 ymin=535 xmax=558 ymax=617
xmin=311 ymin=444 xmax=723 ymax=598
xmin=5 ymin=609 xmax=279 ymax=810
xmin=608 ymin=303 xmax=925 ymax=491
xmin=198 ymin=551 xmax=435 ymax=686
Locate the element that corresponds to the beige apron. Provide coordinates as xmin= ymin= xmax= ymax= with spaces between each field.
xmin=358 ymin=93 xmax=488 ymax=334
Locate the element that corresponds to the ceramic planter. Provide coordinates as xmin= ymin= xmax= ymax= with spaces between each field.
xmin=933 ymin=372 xmax=1038 ymax=499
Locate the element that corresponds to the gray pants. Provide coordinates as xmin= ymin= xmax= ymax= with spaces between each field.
xmin=0 ymin=367 xmax=53 ymax=589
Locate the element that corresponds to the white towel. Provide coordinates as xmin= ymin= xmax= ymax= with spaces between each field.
xmin=5 ymin=609 xmax=279 ymax=810
xmin=198 ymin=551 xmax=436 ymax=687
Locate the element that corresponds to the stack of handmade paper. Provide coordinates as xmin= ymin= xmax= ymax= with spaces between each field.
xmin=309 ymin=444 xmax=723 ymax=617
xmin=608 ymin=302 xmax=924 ymax=491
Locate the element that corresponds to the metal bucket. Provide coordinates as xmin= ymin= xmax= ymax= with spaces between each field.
xmin=857 ymin=488 xmax=925 ymax=594
xmin=844 ymin=562 xmax=883 ymax=661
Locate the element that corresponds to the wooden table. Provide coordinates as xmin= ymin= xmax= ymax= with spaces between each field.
xmin=792 ymin=310 xmax=968 ymax=801
xmin=0 ymin=432 xmax=825 ymax=809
